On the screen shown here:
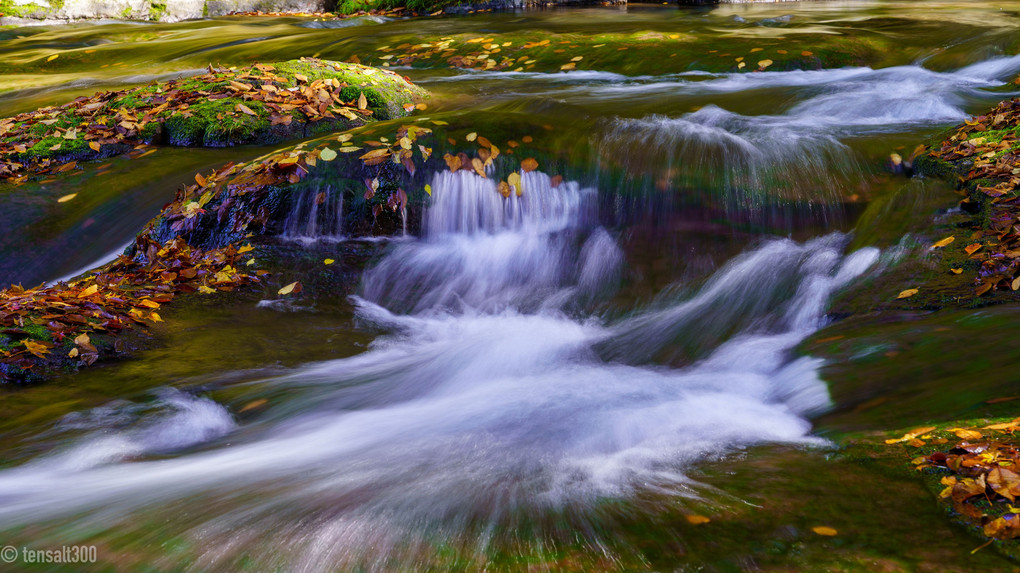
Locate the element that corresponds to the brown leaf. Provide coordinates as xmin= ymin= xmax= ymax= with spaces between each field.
xmin=987 ymin=467 xmax=1020 ymax=502
xmin=521 ymin=157 xmax=539 ymax=172
xmin=236 ymin=103 xmax=257 ymax=116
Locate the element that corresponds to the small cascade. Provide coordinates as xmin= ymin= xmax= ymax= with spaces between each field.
xmin=281 ymin=185 xmax=345 ymax=244
xmin=360 ymin=170 xmax=615 ymax=313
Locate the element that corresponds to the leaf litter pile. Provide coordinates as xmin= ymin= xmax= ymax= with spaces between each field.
xmin=0 ymin=236 xmax=260 ymax=382
xmin=0 ymin=58 xmax=423 ymax=185
xmin=886 ymin=417 xmax=1020 ymax=543
xmin=920 ymin=97 xmax=1020 ymax=297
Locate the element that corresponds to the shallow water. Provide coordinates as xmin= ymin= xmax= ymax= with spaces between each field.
xmin=2 ymin=2 xmax=1020 ymax=570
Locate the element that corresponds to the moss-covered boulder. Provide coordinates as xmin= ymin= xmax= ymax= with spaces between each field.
xmin=0 ymin=58 xmax=428 ymax=184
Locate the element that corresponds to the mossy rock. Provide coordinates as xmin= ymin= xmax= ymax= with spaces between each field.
xmin=1 ymin=58 xmax=429 ymax=181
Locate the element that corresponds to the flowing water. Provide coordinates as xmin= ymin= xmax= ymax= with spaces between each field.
xmin=2 ymin=2 xmax=1020 ymax=571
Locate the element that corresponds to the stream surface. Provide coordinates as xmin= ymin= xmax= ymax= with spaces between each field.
xmin=2 ymin=2 xmax=1020 ymax=571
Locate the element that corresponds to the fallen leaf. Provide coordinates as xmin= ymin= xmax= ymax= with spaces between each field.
xmin=324 ymin=258 xmax=335 ymax=265
xmin=278 ymin=281 xmax=301 ymax=295
xmin=319 ymin=147 xmax=337 ymax=161
xmin=521 ymin=158 xmax=539 ymax=172
xmin=812 ymin=526 xmax=838 ymax=536
xmin=57 ymin=193 xmax=77 ymax=203
xmin=466 ymin=132 xmax=478 ymax=142
xmin=930 ymin=236 xmax=955 ymax=249
xmin=897 ymin=288 xmax=918 ymax=299
xmin=685 ymin=515 xmax=710 ymax=525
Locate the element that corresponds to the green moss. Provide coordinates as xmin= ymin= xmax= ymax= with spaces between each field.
xmin=0 ymin=1 xmax=53 ymax=18
xmin=163 ymin=98 xmax=271 ymax=147
xmin=149 ymin=0 xmax=167 ymax=21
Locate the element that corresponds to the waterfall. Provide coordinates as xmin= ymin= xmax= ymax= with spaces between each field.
xmin=281 ymin=185 xmax=345 ymax=243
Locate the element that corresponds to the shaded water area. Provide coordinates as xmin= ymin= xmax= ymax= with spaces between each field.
xmin=2 ymin=1 xmax=1020 ymax=570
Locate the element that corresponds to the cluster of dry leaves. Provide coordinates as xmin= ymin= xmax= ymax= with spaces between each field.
xmin=925 ymin=98 xmax=1020 ymax=296
xmin=0 ymin=58 xmax=386 ymax=184
xmin=889 ymin=418 xmax=1020 ymax=540
xmin=0 ymin=236 xmax=260 ymax=381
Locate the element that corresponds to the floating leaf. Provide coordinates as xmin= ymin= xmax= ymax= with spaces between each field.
xmin=897 ymin=288 xmax=918 ymax=299
xmin=278 ymin=281 xmax=301 ymax=295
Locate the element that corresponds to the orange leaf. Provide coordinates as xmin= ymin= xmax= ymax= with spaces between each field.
xmin=521 ymin=157 xmax=539 ymax=172
xmin=930 ymin=236 xmax=955 ymax=249
xmin=964 ymin=243 xmax=982 ymax=255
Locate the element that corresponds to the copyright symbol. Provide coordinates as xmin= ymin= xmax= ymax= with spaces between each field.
xmin=0 ymin=546 xmax=17 ymax=563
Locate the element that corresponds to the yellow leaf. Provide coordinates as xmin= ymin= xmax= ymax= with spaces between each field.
xmin=88 ymin=141 xmax=101 ymax=152
xmin=22 ymin=340 xmax=51 ymax=358
xmin=685 ymin=515 xmax=710 ymax=525
xmin=77 ymin=284 xmax=99 ymax=298
xmin=738 ymin=62 xmax=746 ymax=69
xmin=68 ymin=347 xmax=79 ymax=358
xmin=560 ymin=62 xmax=576 ymax=71
xmin=951 ymin=268 xmax=963 ymax=275
xmin=47 ymin=54 xmax=59 ymax=62
xmin=964 ymin=243 xmax=982 ymax=255
xmin=952 ymin=428 xmax=983 ymax=440
xmin=337 ymin=133 xmax=354 ymax=142
xmin=570 ymin=56 xmax=583 ymax=62
xmin=238 ymin=244 xmax=254 ymax=254
xmin=74 ymin=333 xmax=90 ymax=346
xmin=424 ymin=183 xmax=432 ymax=196
xmin=149 ymin=312 xmax=163 ymax=323
xmin=358 ymin=92 xmax=368 ymax=110
xmin=57 ymin=193 xmax=77 ymax=203
xmin=278 ymin=281 xmax=300 ymax=295
xmin=246 ymin=258 xmax=255 ymax=266
xmin=466 ymin=132 xmax=478 ymax=142
xmin=812 ymin=526 xmax=838 ymax=536
xmin=324 ymin=258 xmax=335 ymax=265
xmin=319 ymin=147 xmax=337 ymax=161
xmin=758 ymin=59 xmax=773 ymax=69
xmin=236 ymin=103 xmax=257 ymax=116
xmin=195 ymin=172 xmax=207 ymax=187
xmin=198 ymin=285 xmax=217 ymax=294
xmin=508 ymin=171 xmax=522 ymax=196
xmin=897 ymin=288 xmax=918 ymax=299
